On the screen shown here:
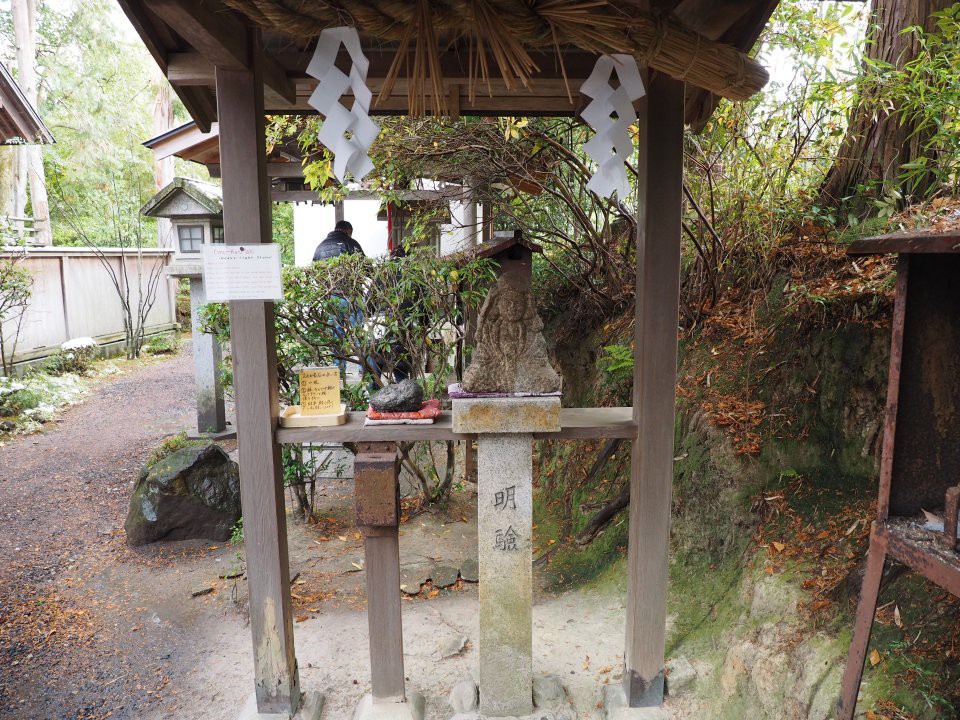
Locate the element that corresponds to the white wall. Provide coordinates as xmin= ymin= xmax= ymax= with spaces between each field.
xmin=293 ymin=199 xmax=388 ymax=266
xmin=292 ymin=189 xmax=481 ymax=265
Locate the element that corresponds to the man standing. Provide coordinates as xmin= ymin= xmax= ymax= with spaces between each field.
xmin=312 ymin=220 xmax=364 ymax=261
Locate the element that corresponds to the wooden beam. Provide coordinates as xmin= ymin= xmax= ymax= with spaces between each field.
xmin=623 ymin=73 xmax=685 ymax=708
xmin=167 ymin=51 xmax=214 ymax=85
xmin=215 ymin=35 xmax=301 ymax=715
xmin=146 ymin=0 xmax=295 ymax=105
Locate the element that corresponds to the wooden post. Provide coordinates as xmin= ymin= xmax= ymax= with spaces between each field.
xmin=623 ymin=74 xmax=685 ymax=707
xmin=216 ymin=38 xmax=301 ymax=715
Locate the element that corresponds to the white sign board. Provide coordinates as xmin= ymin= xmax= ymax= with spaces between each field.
xmin=202 ymin=244 xmax=284 ymax=302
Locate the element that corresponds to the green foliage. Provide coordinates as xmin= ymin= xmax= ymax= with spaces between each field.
xmin=272 ymin=203 xmax=296 ymax=266
xmin=0 ymin=372 xmax=87 ymax=430
xmin=147 ymin=431 xmax=207 ymax=467
xmin=0 ymin=256 xmax=33 ymax=375
xmin=862 ymin=7 xmax=960 ymax=197
xmin=144 ymin=331 xmax=179 ymax=356
xmin=0 ymin=1 xmax=164 ymax=246
xmin=0 ymin=385 xmax=41 ymax=417
xmin=597 ymin=343 xmax=633 ymax=398
xmin=201 ymin=250 xmax=495 ymax=507
xmin=43 ymin=344 xmax=98 ymax=376
xmin=230 ymin=519 xmax=244 ymax=546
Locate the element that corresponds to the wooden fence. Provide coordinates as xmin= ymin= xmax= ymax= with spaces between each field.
xmin=0 ymin=246 xmax=177 ymax=373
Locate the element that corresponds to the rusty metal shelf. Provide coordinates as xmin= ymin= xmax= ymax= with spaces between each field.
xmin=879 ymin=518 xmax=960 ymax=598
xmin=276 ymin=406 xmax=636 ymax=444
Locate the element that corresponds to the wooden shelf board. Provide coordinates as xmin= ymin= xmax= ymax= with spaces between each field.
xmin=276 ymin=407 xmax=636 ymax=444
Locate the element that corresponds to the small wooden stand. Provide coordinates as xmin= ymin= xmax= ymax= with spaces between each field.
xmin=278 ymin=404 xmax=347 ymax=428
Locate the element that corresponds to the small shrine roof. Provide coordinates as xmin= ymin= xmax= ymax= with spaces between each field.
xmin=475 ymin=232 xmax=544 ymax=260
xmin=140 ymin=177 xmax=223 ymax=218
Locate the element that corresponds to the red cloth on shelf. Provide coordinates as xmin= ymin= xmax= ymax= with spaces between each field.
xmin=366 ymin=399 xmax=442 ymax=421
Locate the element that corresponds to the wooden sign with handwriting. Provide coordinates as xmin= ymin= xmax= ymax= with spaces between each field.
xmin=299 ymin=366 xmax=340 ymax=415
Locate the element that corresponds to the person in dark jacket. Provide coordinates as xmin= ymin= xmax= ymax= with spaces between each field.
xmin=312 ymin=220 xmax=365 ymax=261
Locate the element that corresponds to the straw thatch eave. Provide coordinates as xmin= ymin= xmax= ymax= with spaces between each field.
xmin=118 ymin=0 xmax=782 ymax=130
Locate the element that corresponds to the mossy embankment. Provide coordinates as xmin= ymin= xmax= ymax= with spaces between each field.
xmin=534 ymin=234 xmax=960 ymax=718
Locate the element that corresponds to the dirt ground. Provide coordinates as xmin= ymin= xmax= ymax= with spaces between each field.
xmin=0 ymin=349 xmax=655 ymax=720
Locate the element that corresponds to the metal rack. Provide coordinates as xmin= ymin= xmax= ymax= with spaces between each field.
xmin=839 ymin=232 xmax=960 ymax=718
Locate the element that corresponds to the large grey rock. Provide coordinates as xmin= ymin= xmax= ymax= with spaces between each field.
xmin=124 ymin=444 xmax=240 ymax=546
xmin=369 ymin=379 xmax=423 ymax=413
xmin=462 ymin=273 xmax=561 ymax=394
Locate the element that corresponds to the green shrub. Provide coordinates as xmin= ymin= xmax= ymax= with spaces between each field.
xmin=44 ymin=339 xmax=99 ymax=376
xmin=144 ymin=332 xmax=179 ymax=355
xmin=0 ymin=386 xmax=42 ymax=417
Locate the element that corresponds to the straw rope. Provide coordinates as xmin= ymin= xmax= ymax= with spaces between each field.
xmin=221 ymin=0 xmax=769 ymax=112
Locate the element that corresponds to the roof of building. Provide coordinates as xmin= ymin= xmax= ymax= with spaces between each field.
xmin=140 ymin=177 xmax=223 ymax=218
xmin=0 ymin=61 xmax=53 ymax=145
xmin=116 ymin=0 xmax=780 ymax=132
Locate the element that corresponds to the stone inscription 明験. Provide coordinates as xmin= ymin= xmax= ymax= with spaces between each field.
xmin=494 ymin=485 xmax=517 ymax=511
xmin=494 ymin=525 xmax=520 ymax=551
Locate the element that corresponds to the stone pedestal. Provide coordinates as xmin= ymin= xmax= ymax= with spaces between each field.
xmin=353 ymin=693 xmax=425 ymax=720
xmin=602 ymin=685 xmax=669 ymax=720
xmin=237 ymin=690 xmax=324 ymax=720
xmin=453 ymin=397 xmax=560 ymax=718
xmin=189 ymin=276 xmax=226 ymax=434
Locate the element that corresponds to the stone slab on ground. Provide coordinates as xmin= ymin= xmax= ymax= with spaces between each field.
xmin=236 ymin=691 xmax=324 ymax=720
xmin=432 ymin=564 xmax=460 ymax=588
xmin=452 ymin=397 xmax=560 ymax=434
xmin=602 ymin=685 xmax=670 ymax=720
xmin=459 ymin=558 xmax=479 ymax=582
xmin=352 ymin=692 xmax=426 ymax=720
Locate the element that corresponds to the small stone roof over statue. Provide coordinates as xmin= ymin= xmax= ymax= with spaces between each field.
xmin=140 ymin=177 xmax=223 ymax=219
xmin=474 ymin=230 xmax=543 ymax=260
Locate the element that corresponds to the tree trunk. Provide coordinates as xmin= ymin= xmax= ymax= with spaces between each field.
xmin=152 ymin=65 xmax=175 ymax=247
xmin=820 ymin=0 xmax=953 ymax=211
xmin=12 ymin=0 xmax=51 ymax=245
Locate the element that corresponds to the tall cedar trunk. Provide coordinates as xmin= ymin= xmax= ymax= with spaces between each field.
xmin=12 ymin=0 xmax=51 ymax=245
xmin=820 ymin=0 xmax=953 ymax=211
xmin=152 ymin=65 xmax=175 ymax=247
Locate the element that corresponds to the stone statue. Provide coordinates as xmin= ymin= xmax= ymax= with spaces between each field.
xmin=463 ymin=273 xmax=562 ymax=394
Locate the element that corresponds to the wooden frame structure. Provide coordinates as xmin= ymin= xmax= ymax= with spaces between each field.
xmin=838 ymin=233 xmax=960 ymax=719
xmin=116 ymin=1 xmax=779 ymax=716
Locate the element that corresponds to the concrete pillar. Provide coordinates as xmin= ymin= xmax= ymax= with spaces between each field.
xmin=189 ymin=277 xmax=226 ymax=434
xmin=478 ymin=433 xmax=534 ymax=717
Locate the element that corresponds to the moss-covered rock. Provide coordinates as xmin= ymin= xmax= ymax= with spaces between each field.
xmin=124 ymin=444 xmax=240 ymax=545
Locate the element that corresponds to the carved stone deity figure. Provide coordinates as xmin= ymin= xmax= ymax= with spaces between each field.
xmin=463 ymin=272 xmax=562 ymax=394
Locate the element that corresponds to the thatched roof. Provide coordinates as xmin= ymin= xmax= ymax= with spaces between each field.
xmin=117 ymin=0 xmax=781 ymax=131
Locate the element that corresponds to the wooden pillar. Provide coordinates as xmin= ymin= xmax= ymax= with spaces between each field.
xmin=623 ymin=74 xmax=685 ymax=707
xmin=216 ymin=41 xmax=301 ymax=715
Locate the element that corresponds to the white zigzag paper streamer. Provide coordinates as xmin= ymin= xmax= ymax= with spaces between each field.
xmin=306 ymin=27 xmax=381 ymax=183
xmin=580 ymin=55 xmax=646 ymax=199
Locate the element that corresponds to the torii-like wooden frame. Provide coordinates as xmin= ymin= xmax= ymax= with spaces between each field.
xmin=117 ymin=1 xmax=779 ymax=715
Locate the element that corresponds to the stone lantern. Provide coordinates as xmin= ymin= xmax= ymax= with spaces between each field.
xmin=141 ymin=178 xmax=227 ymax=435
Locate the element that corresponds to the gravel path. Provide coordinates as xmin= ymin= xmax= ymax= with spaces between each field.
xmin=0 ymin=351 xmax=195 ymax=719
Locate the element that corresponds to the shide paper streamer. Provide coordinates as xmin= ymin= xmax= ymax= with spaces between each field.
xmin=306 ymin=27 xmax=381 ymax=183
xmin=580 ymin=54 xmax=646 ymax=200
